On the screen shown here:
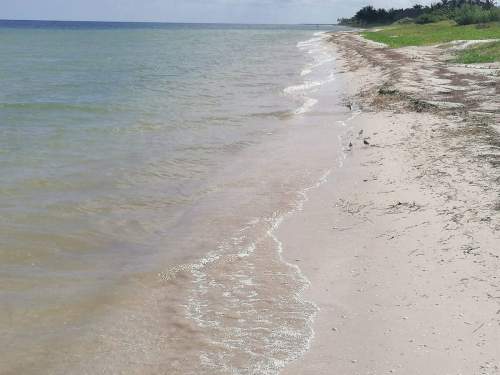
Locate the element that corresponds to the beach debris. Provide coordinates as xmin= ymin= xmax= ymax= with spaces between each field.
xmin=462 ymin=244 xmax=480 ymax=255
xmin=349 ymin=141 xmax=353 ymax=148
xmin=472 ymin=322 xmax=486 ymax=334
xmin=378 ymin=86 xmax=399 ymax=96
xmin=388 ymin=201 xmax=421 ymax=213
xmin=359 ymin=129 xmax=364 ymax=136
xmin=363 ymin=139 xmax=370 ymax=145
xmin=409 ymin=98 xmax=436 ymax=113
xmin=332 ymin=225 xmax=354 ymax=231
xmin=408 ymin=249 xmax=420 ymax=256
xmin=332 ymin=327 xmax=338 ymax=332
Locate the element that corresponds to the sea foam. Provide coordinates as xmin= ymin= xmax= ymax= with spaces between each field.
xmin=284 ymin=32 xmax=336 ymax=115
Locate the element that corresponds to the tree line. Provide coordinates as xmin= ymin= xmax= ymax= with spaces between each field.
xmin=338 ymin=0 xmax=498 ymax=26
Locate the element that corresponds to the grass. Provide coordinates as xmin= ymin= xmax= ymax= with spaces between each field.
xmin=362 ymin=20 xmax=500 ymax=48
xmin=454 ymin=41 xmax=500 ymax=63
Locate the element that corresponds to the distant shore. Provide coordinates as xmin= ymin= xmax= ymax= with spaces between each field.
xmin=281 ymin=29 xmax=500 ymax=373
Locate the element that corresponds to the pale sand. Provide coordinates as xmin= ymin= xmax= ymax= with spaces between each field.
xmin=280 ymin=32 xmax=500 ymax=374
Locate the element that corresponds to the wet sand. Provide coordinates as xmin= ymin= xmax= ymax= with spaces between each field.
xmin=281 ymin=31 xmax=500 ymax=374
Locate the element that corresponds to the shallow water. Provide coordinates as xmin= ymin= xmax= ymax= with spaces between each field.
xmin=0 ymin=21 xmax=353 ymax=373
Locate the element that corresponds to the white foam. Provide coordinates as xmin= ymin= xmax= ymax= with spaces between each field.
xmin=161 ymin=166 xmax=334 ymax=374
xmin=294 ymin=97 xmax=318 ymax=115
xmin=261 ymin=168 xmax=331 ymax=372
xmin=284 ymin=72 xmax=336 ymax=115
xmin=300 ymin=68 xmax=312 ymax=77
xmin=296 ymin=33 xmax=325 ymax=49
xmin=285 ymin=32 xmax=337 ymax=116
xmin=283 ymin=80 xmax=321 ymax=95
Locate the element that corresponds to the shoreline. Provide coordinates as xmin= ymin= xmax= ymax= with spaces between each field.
xmin=280 ymin=31 xmax=500 ymax=373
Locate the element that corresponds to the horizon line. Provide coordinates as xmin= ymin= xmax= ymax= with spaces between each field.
xmin=0 ymin=18 xmax=339 ymax=26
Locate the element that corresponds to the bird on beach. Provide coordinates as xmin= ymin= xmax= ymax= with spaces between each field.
xmin=349 ymin=141 xmax=353 ymax=148
xmin=347 ymin=102 xmax=353 ymax=111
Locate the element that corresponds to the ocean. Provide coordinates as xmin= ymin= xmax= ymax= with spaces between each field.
xmin=0 ymin=20 xmax=352 ymax=374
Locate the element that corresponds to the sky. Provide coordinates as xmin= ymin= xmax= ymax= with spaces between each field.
xmin=1 ymin=0 xmax=435 ymax=24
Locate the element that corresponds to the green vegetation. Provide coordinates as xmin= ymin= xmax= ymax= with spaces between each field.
xmin=414 ymin=3 xmax=500 ymax=25
xmin=343 ymin=1 xmax=500 ymax=63
xmin=339 ymin=1 xmax=497 ymax=27
xmin=415 ymin=12 xmax=450 ymax=24
xmin=454 ymin=4 xmax=500 ymax=24
xmin=454 ymin=40 xmax=500 ymax=62
xmin=362 ymin=20 xmax=500 ymax=47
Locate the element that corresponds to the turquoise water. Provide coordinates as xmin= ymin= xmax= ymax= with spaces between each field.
xmin=0 ymin=21 xmax=348 ymax=373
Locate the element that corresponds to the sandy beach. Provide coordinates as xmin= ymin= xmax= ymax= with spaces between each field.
xmin=281 ymin=31 xmax=500 ymax=374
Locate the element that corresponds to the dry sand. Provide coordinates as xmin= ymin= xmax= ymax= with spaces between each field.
xmin=280 ymin=32 xmax=500 ymax=374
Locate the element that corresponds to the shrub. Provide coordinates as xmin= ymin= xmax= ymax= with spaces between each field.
xmin=490 ymin=7 xmax=500 ymax=21
xmin=394 ymin=17 xmax=415 ymax=25
xmin=339 ymin=1 xmax=500 ymax=27
xmin=415 ymin=13 xmax=448 ymax=24
xmin=454 ymin=5 xmax=500 ymax=25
